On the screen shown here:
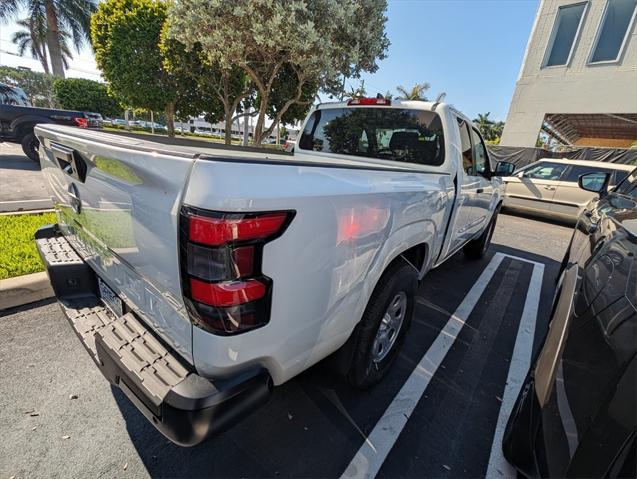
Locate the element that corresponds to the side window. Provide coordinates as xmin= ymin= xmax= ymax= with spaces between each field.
xmin=523 ymin=162 xmax=568 ymax=180
xmin=470 ymin=128 xmax=488 ymax=176
xmin=457 ymin=118 xmax=473 ymax=175
xmin=614 ymin=169 xmax=637 ymax=196
xmin=563 ymin=165 xmax=621 ymax=185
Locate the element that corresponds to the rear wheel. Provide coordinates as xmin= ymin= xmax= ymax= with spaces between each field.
xmin=345 ymin=258 xmax=417 ymax=389
xmin=21 ymin=133 xmax=40 ymax=162
xmin=464 ymin=207 xmax=499 ymax=259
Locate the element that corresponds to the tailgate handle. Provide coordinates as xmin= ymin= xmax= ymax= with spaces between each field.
xmin=51 ymin=143 xmax=87 ymax=182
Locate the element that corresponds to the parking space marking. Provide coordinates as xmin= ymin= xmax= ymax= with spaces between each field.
xmin=485 ymin=260 xmax=544 ymax=478
xmin=341 ymin=253 xmax=506 ymax=479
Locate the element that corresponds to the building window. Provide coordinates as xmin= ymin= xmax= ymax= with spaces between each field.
xmin=543 ymin=2 xmax=588 ymax=67
xmin=589 ymin=0 xmax=637 ymax=63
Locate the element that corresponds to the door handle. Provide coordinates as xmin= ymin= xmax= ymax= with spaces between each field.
xmin=50 ymin=143 xmax=87 ymax=182
xmin=543 ymin=185 xmax=556 ymax=191
xmin=476 ymin=188 xmax=484 ymax=194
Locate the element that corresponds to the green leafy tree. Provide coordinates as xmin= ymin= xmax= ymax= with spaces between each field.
xmin=265 ymin=63 xmax=317 ymax=127
xmin=12 ymin=15 xmax=74 ymax=74
xmin=161 ymin=36 xmax=250 ymax=144
xmin=92 ymin=0 xmax=200 ymax=136
xmin=168 ymin=0 xmax=390 ymax=145
xmin=53 ymin=78 xmax=121 ymax=117
xmin=396 ymin=82 xmax=430 ymax=101
xmin=1 ymin=0 xmax=97 ymax=77
xmin=0 ymin=66 xmax=56 ymax=107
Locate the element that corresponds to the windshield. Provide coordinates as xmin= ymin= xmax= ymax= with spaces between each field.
xmin=299 ymin=107 xmax=445 ymax=166
xmin=0 ymin=83 xmax=31 ymax=106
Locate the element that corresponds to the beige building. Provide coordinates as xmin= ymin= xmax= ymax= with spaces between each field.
xmin=501 ymin=0 xmax=637 ymax=147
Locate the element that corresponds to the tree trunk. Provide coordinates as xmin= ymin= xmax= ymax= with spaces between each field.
xmin=243 ymin=112 xmax=250 ymax=147
xmin=165 ymin=103 xmax=175 ymax=137
xmin=37 ymin=44 xmax=50 ymax=74
xmin=253 ymin=94 xmax=269 ymax=146
xmin=224 ymin=115 xmax=233 ymax=145
xmin=44 ymin=0 xmax=65 ymax=78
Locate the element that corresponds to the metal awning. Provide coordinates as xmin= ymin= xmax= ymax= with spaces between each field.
xmin=541 ymin=113 xmax=637 ymax=145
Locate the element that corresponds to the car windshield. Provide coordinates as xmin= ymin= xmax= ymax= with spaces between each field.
xmin=298 ymin=107 xmax=445 ymax=166
xmin=0 ymin=83 xmax=31 ymax=106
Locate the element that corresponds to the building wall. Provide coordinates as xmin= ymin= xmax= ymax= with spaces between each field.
xmin=501 ymin=0 xmax=637 ymax=146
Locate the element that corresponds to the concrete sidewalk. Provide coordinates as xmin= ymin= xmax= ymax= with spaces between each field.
xmin=0 ymin=142 xmax=52 ymax=212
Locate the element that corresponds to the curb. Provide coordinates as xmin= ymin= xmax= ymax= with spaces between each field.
xmin=0 ymin=199 xmax=53 ymax=213
xmin=0 ymin=272 xmax=54 ymax=311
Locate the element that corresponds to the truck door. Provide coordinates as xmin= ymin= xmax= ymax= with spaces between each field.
xmin=469 ymin=126 xmax=494 ymax=230
xmin=447 ymin=118 xmax=483 ymax=253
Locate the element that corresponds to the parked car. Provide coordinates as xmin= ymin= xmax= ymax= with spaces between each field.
xmin=0 ymin=102 xmax=102 ymax=162
xmin=283 ymin=138 xmax=296 ymax=152
xmin=503 ymin=167 xmax=637 ymax=477
xmin=34 ymin=98 xmax=512 ymax=446
xmin=501 ymin=159 xmax=634 ymax=222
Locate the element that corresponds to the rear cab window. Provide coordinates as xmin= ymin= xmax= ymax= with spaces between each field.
xmin=298 ymin=107 xmax=445 ymax=167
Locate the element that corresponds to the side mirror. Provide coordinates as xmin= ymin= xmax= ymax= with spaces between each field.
xmin=494 ymin=161 xmax=516 ymax=177
xmin=578 ymin=172 xmax=610 ymax=198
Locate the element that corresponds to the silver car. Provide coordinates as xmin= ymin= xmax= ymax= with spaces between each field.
xmin=501 ymin=158 xmax=634 ymax=222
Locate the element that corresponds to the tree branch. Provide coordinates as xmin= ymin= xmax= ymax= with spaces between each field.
xmin=261 ymin=69 xmax=308 ymax=139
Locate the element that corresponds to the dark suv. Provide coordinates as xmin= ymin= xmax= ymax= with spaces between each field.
xmin=503 ymin=168 xmax=637 ymax=478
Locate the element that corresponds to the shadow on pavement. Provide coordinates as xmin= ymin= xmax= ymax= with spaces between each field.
xmin=0 ymin=153 xmax=41 ymax=171
xmin=111 ymin=243 xmax=562 ymax=478
xmin=500 ymin=209 xmax=574 ymax=229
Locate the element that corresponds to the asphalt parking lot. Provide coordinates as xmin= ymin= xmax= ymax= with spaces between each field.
xmin=0 ymin=142 xmax=52 ymax=212
xmin=0 ymin=212 xmax=572 ymax=478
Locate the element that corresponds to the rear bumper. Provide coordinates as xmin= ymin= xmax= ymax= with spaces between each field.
xmin=35 ymin=224 xmax=272 ymax=446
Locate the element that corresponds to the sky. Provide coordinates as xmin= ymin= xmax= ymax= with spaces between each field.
xmin=0 ymin=0 xmax=539 ymax=121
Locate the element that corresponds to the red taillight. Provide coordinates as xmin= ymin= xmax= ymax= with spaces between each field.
xmin=74 ymin=117 xmax=89 ymax=128
xmin=180 ymin=208 xmax=294 ymax=335
xmin=190 ymin=278 xmax=266 ymax=307
xmin=189 ymin=212 xmax=288 ymax=246
xmin=347 ymin=97 xmax=391 ymax=106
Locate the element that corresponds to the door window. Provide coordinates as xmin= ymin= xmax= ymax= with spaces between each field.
xmin=522 ymin=162 xmax=568 ymax=180
xmin=456 ymin=119 xmax=473 ymax=175
xmin=470 ymin=128 xmax=489 ymax=176
xmin=614 ymin=169 xmax=637 ymax=198
xmin=563 ymin=165 xmax=625 ymax=186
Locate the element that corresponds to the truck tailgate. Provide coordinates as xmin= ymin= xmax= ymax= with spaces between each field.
xmin=35 ymin=124 xmax=195 ymax=364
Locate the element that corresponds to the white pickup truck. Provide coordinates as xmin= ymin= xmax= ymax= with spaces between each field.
xmin=35 ymin=98 xmax=511 ymax=446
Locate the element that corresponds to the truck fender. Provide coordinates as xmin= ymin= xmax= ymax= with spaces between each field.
xmin=10 ymin=114 xmax=54 ymax=139
xmin=330 ymin=221 xmax=435 ymax=375
xmin=342 ymin=219 xmax=436 ymax=341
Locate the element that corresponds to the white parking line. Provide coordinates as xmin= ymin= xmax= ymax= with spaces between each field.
xmin=485 ymin=260 xmax=544 ymax=478
xmin=341 ymin=253 xmax=506 ymax=479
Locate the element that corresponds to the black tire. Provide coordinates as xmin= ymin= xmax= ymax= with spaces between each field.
xmin=21 ymin=132 xmax=40 ymax=163
xmin=345 ymin=258 xmax=417 ymax=389
xmin=463 ymin=206 xmax=500 ymax=259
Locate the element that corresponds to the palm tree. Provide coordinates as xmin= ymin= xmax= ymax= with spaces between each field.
xmin=1 ymin=0 xmax=96 ymax=77
xmin=473 ymin=112 xmax=496 ymax=139
xmin=11 ymin=15 xmax=73 ymax=74
xmin=396 ymin=82 xmax=430 ymax=101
